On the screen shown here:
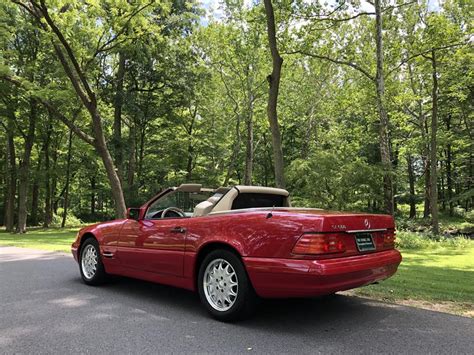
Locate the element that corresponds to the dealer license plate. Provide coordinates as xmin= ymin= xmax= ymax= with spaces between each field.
xmin=355 ymin=233 xmax=376 ymax=252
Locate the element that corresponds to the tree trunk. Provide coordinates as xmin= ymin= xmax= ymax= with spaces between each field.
xmin=392 ymin=144 xmax=399 ymax=212
xmin=113 ymin=51 xmax=126 ymax=179
xmin=406 ymin=155 xmax=416 ymax=219
xmin=16 ymin=100 xmax=37 ymax=233
xmin=51 ymin=137 xmax=59 ymax=215
xmin=440 ymin=157 xmax=445 ymax=211
xmin=302 ymin=106 xmax=315 ymax=159
xmin=90 ymin=176 xmax=96 ymax=216
xmin=4 ymin=113 xmax=16 ymax=232
xmin=185 ymin=108 xmax=197 ymax=181
xmin=32 ymin=3 xmax=127 ymax=218
xmin=445 ymin=114 xmax=454 ymax=216
xmin=30 ymin=153 xmax=41 ymax=226
xmin=43 ymin=120 xmax=53 ymax=227
xmin=244 ymin=71 xmax=254 ymax=186
xmin=263 ymin=0 xmax=285 ymax=188
xmin=374 ymin=0 xmax=393 ymax=215
xmin=421 ymin=112 xmax=431 ymax=219
xmin=91 ymin=112 xmax=127 ymax=218
xmin=223 ymin=114 xmax=241 ymax=186
xmin=423 ymin=157 xmax=431 ymax=219
xmin=468 ymin=154 xmax=473 ymax=210
xmin=126 ymin=121 xmax=137 ymax=204
xmin=408 ymin=62 xmax=430 ymax=218
xmin=429 ymin=50 xmax=439 ymax=234
xmin=137 ymin=125 xmax=146 ymax=189
xmin=61 ymin=129 xmax=73 ymax=228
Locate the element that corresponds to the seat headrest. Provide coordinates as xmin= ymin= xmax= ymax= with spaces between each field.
xmin=193 ymin=200 xmax=214 ymax=217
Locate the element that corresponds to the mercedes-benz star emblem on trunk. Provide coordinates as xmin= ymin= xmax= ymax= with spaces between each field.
xmin=364 ymin=218 xmax=371 ymax=229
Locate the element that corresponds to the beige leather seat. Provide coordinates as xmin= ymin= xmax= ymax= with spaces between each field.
xmin=193 ymin=195 xmax=221 ymax=217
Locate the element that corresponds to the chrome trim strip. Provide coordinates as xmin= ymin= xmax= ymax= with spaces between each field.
xmin=102 ymin=252 xmax=114 ymax=258
xmin=346 ymin=228 xmax=387 ymax=234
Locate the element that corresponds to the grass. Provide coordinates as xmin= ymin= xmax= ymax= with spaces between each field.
xmin=0 ymin=228 xmax=79 ymax=253
xmin=1 ymin=226 xmax=473 ymax=317
xmin=354 ymin=243 xmax=474 ymax=316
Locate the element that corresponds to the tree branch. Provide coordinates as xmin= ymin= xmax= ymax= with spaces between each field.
xmin=387 ymin=42 xmax=469 ymax=76
xmin=0 ymin=74 xmax=95 ymax=145
xmin=84 ymin=1 xmax=154 ymax=69
xmin=34 ymin=0 xmax=96 ymax=103
xmin=42 ymin=102 xmax=94 ymax=145
xmin=285 ymin=50 xmax=375 ymax=81
xmin=302 ymin=1 xmax=417 ymax=33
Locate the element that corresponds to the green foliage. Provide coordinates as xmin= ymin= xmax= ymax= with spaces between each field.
xmin=395 ymin=231 xmax=472 ymax=250
xmin=288 ymin=154 xmax=382 ymax=210
xmin=0 ymin=0 xmax=472 ymax=229
xmin=466 ymin=210 xmax=474 ymax=224
xmin=50 ymin=210 xmax=83 ymax=228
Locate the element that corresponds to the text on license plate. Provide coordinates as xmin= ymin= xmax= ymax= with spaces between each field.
xmin=355 ymin=233 xmax=376 ymax=252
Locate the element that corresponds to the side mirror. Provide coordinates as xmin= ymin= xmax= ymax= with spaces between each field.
xmin=127 ymin=208 xmax=141 ymax=221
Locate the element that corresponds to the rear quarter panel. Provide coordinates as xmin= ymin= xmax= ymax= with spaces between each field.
xmin=183 ymin=211 xmax=308 ymax=284
xmin=185 ymin=211 xmax=309 ymax=258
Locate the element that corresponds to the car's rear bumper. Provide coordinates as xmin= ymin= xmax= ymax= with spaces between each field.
xmin=244 ymin=249 xmax=402 ymax=298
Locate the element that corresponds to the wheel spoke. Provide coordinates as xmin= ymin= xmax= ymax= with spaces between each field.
xmin=203 ymin=258 xmax=239 ymax=312
xmin=81 ymin=244 xmax=98 ymax=280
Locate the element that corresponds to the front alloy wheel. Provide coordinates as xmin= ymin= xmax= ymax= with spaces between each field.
xmin=198 ymin=250 xmax=257 ymax=321
xmin=79 ymin=238 xmax=107 ymax=285
xmin=81 ymin=244 xmax=98 ymax=280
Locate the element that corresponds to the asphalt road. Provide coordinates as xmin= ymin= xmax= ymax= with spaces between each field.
xmin=0 ymin=247 xmax=473 ymax=354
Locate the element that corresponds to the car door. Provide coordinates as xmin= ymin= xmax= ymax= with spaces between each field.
xmin=118 ymin=217 xmax=188 ymax=277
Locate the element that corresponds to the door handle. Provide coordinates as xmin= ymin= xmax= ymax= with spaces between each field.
xmin=170 ymin=226 xmax=186 ymax=233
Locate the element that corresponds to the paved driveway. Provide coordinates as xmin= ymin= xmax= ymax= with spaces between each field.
xmin=0 ymin=247 xmax=473 ymax=354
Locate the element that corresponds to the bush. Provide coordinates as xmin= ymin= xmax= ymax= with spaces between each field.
xmin=396 ymin=231 xmax=471 ymax=250
xmin=51 ymin=210 xmax=83 ymax=227
xmin=465 ymin=210 xmax=474 ymax=223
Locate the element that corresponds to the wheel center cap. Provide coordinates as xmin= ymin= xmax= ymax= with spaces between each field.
xmin=219 ymin=281 xmax=225 ymax=287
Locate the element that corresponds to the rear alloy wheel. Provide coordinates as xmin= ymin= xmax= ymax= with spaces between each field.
xmin=198 ymin=250 xmax=257 ymax=321
xmin=79 ymin=238 xmax=107 ymax=285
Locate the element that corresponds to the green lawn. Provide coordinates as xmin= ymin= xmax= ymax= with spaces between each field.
xmin=354 ymin=243 xmax=474 ymax=316
xmin=0 ymin=228 xmax=78 ymax=253
xmin=1 ymin=228 xmax=473 ymax=316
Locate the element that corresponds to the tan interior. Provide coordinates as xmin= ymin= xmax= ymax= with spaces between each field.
xmin=192 ymin=194 xmax=222 ymax=217
xmin=192 ymin=185 xmax=290 ymax=217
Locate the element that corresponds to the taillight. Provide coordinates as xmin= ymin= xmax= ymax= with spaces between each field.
xmin=383 ymin=230 xmax=396 ymax=248
xmin=292 ymin=233 xmax=346 ymax=255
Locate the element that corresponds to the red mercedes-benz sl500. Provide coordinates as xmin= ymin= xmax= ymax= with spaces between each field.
xmin=72 ymin=184 xmax=402 ymax=321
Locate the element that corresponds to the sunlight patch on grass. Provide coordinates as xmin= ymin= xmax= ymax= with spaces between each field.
xmin=0 ymin=228 xmax=79 ymax=253
xmin=354 ymin=244 xmax=474 ymax=311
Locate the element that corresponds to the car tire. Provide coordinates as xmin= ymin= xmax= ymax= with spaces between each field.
xmin=79 ymin=238 xmax=107 ymax=286
xmin=198 ymin=249 xmax=258 ymax=322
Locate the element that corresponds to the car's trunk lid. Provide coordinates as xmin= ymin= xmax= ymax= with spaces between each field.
xmin=276 ymin=208 xmax=395 ymax=257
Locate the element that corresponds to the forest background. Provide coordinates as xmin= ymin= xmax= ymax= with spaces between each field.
xmin=0 ymin=0 xmax=472 ymax=236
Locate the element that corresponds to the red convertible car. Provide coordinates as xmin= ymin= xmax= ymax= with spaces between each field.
xmin=72 ymin=184 xmax=401 ymax=321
